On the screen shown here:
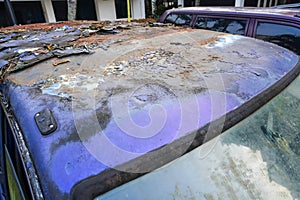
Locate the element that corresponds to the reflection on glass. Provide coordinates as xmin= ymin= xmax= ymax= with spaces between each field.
xmin=195 ymin=17 xmax=247 ymax=35
xmin=256 ymin=22 xmax=300 ymax=55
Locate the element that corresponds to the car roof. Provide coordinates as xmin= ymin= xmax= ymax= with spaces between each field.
xmin=273 ymin=3 xmax=300 ymax=9
xmin=1 ymin=22 xmax=299 ymax=199
xmin=162 ymin=6 xmax=300 ymax=19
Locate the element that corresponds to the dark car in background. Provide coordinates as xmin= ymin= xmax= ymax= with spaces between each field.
xmin=159 ymin=7 xmax=300 ymax=54
xmin=0 ymin=21 xmax=299 ymax=199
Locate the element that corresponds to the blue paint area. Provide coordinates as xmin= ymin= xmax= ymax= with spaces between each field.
xmin=0 ymin=25 xmax=299 ymax=199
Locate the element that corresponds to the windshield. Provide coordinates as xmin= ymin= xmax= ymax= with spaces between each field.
xmin=96 ymin=73 xmax=300 ymax=199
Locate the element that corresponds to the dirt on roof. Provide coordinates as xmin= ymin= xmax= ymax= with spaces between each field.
xmin=0 ymin=20 xmax=181 ymax=82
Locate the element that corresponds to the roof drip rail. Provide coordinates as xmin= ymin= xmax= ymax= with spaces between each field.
xmin=4 ymin=0 xmax=17 ymax=26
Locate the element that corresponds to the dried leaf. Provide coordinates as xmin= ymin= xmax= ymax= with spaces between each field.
xmin=52 ymin=59 xmax=70 ymax=66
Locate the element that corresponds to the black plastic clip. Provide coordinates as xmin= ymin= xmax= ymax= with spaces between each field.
xmin=34 ymin=109 xmax=57 ymax=135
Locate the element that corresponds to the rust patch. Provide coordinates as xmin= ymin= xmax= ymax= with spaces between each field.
xmin=197 ymin=35 xmax=219 ymax=46
xmin=203 ymin=55 xmax=224 ymax=62
xmin=70 ymin=35 xmax=109 ymax=45
xmin=0 ymin=19 xmax=157 ymax=32
xmin=0 ymin=62 xmax=16 ymax=81
xmin=179 ymin=70 xmax=193 ymax=77
xmin=1 ymin=21 xmax=96 ymax=31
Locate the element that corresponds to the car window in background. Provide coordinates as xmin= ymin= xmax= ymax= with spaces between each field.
xmin=164 ymin=14 xmax=192 ymax=26
xmin=194 ymin=17 xmax=247 ymax=35
xmin=255 ymin=22 xmax=300 ymax=55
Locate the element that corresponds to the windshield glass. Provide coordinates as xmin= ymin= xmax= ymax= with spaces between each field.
xmin=96 ymin=73 xmax=300 ymax=200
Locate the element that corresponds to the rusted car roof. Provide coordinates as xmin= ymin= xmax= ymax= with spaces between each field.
xmin=0 ymin=22 xmax=299 ymax=199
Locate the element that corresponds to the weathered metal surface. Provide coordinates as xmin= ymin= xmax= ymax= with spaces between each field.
xmin=0 ymin=21 xmax=159 ymax=79
xmin=0 ymin=22 xmax=299 ymax=199
xmin=0 ymin=25 xmax=91 ymax=79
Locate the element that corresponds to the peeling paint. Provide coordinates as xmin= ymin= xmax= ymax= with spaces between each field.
xmin=34 ymin=74 xmax=105 ymax=98
xmin=0 ymin=22 xmax=299 ymax=199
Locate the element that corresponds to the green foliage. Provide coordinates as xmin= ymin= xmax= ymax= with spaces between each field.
xmin=153 ymin=1 xmax=178 ymax=20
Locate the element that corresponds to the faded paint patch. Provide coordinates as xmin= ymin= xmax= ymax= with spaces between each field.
xmin=34 ymin=74 xmax=104 ymax=98
xmin=206 ymin=35 xmax=242 ymax=48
